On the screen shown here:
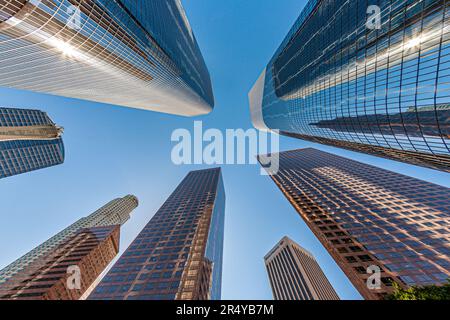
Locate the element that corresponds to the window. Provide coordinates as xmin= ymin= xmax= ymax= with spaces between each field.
xmin=358 ymin=255 xmax=373 ymax=262
xmin=381 ymin=277 xmax=394 ymax=286
xmin=354 ymin=266 xmax=366 ymax=274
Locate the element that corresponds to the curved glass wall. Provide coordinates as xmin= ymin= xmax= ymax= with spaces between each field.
xmin=251 ymin=0 xmax=450 ymax=172
xmin=0 ymin=0 xmax=214 ymax=116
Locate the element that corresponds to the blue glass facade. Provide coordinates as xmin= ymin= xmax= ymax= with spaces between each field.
xmin=0 ymin=107 xmax=55 ymax=127
xmin=0 ymin=0 xmax=214 ymax=116
xmin=0 ymin=107 xmax=64 ymax=179
xmin=89 ymin=168 xmax=225 ymax=300
xmin=204 ymin=172 xmax=225 ymax=300
xmin=116 ymin=0 xmax=214 ymax=108
xmin=250 ymin=0 xmax=450 ymax=172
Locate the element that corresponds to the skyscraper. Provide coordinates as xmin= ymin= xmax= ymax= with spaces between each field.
xmin=0 ymin=0 xmax=214 ymax=116
xmin=0 ymin=225 xmax=121 ymax=300
xmin=250 ymin=0 xmax=450 ymax=172
xmin=265 ymin=236 xmax=340 ymax=300
xmin=89 ymin=168 xmax=225 ymax=300
xmin=0 ymin=107 xmax=64 ymax=179
xmin=0 ymin=195 xmax=138 ymax=285
xmin=258 ymin=148 xmax=450 ymax=300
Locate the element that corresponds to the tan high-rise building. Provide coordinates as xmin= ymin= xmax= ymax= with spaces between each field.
xmin=259 ymin=148 xmax=450 ymax=300
xmin=0 ymin=225 xmax=120 ymax=300
xmin=265 ymin=236 xmax=340 ymax=300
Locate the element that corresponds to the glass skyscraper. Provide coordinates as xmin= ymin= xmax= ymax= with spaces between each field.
xmin=0 ymin=195 xmax=138 ymax=285
xmin=250 ymin=0 xmax=450 ymax=172
xmin=0 ymin=0 xmax=214 ymax=116
xmin=89 ymin=168 xmax=225 ymax=300
xmin=259 ymin=148 xmax=450 ymax=300
xmin=0 ymin=106 xmax=64 ymax=179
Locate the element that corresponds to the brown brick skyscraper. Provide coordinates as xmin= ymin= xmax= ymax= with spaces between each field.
xmin=0 ymin=225 xmax=120 ymax=300
xmin=89 ymin=168 xmax=225 ymax=300
xmin=0 ymin=195 xmax=138 ymax=285
xmin=259 ymin=148 xmax=450 ymax=300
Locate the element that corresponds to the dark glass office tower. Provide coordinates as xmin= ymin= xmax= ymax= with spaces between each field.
xmin=0 ymin=107 xmax=64 ymax=179
xmin=259 ymin=148 xmax=450 ymax=300
xmin=250 ymin=0 xmax=450 ymax=172
xmin=0 ymin=0 xmax=214 ymax=116
xmin=89 ymin=168 xmax=225 ymax=300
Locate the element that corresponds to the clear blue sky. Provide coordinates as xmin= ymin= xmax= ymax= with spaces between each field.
xmin=1 ymin=0 xmax=449 ymax=300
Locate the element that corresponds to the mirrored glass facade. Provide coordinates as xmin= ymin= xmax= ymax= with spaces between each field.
xmin=89 ymin=168 xmax=225 ymax=301
xmin=259 ymin=148 xmax=450 ymax=300
xmin=0 ymin=107 xmax=64 ymax=179
xmin=0 ymin=0 xmax=214 ymax=116
xmin=250 ymin=0 xmax=450 ymax=172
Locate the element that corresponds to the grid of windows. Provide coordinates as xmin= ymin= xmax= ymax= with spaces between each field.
xmin=0 ymin=0 xmax=214 ymax=116
xmin=259 ymin=148 xmax=450 ymax=300
xmin=0 ymin=139 xmax=64 ymax=178
xmin=252 ymin=0 xmax=450 ymax=172
xmin=265 ymin=236 xmax=340 ymax=300
xmin=0 ymin=107 xmax=64 ymax=179
xmin=89 ymin=168 xmax=225 ymax=301
xmin=0 ymin=195 xmax=138 ymax=284
xmin=0 ymin=107 xmax=54 ymax=127
xmin=0 ymin=225 xmax=121 ymax=300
